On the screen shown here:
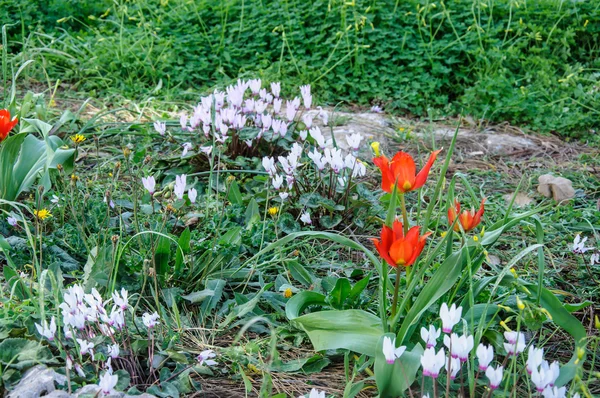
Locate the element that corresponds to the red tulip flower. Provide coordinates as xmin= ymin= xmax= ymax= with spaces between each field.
xmin=448 ymin=198 xmax=485 ymax=232
xmin=0 ymin=109 xmax=18 ymax=142
xmin=372 ymin=220 xmax=431 ymax=267
xmin=373 ymin=150 xmax=441 ymax=194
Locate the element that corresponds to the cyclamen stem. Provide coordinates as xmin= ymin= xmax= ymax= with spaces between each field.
xmin=445 ymin=338 xmax=452 ymax=398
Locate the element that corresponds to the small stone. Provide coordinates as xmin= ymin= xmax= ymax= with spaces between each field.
xmin=537 ymin=174 xmax=575 ymax=202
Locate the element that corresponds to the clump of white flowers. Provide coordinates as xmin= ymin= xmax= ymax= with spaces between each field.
xmin=377 ymin=302 xmax=581 ymax=398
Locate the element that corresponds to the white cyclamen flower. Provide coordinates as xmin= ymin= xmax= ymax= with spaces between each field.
xmin=174 ymin=174 xmax=187 ymax=200
xmin=443 ymin=333 xmax=474 ymax=362
xmin=542 ymin=386 xmax=567 ymax=398
xmin=77 ymin=339 xmax=95 ymax=359
xmin=272 ymin=175 xmax=284 ymax=190
xmin=420 ymin=347 xmax=446 ymax=378
xmin=382 ymin=336 xmax=406 ymax=364
xmin=300 ymin=211 xmax=312 ymax=225
xmin=98 ymin=370 xmax=119 ymax=396
xmin=7 ymin=216 xmax=17 ymax=226
xmin=300 ymin=85 xmax=312 ymax=109
xmin=188 ymin=188 xmax=198 ymax=204
xmin=142 ymin=176 xmax=156 ymax=194
xmin=486 ymin=365 xmax=503 ymax=390
xmin=298 ymin=388 xmax=326 ymax=398
xmin=590 ymin=252 xmax=599 ymax=266
xmin=112 ymin=288 xmax=129 ymax=311
xmin=503 ymin=331 xmax=526 ymax=356
xmin=197 ymin=349 xmax=218 ymax=366
xmin=262 ymin=156 xmax=277 ymax=176
xmin=153 ymin=121 xmax=166 ymax=136
xmin=476 ymin=343 xmax=494 ymax=371
xmin=439 ymin=303 xmax=462 ymax=333
xmin=142 ymin=312 xmax=160 ymax=329
xmin=181 ymin=142 xmax=192 ymax=157
xmin=271 ymin=82 xmax=281 ymax=98
xmin=279 ymin=192 xmax=289 ymax=201
xmin=445 ymin=356 xmax=461 ymax=380
xmin=200 ymin=146 xmax=213 ymax=156
xmin=572 ymin=235 xmax=593 ymax=254
xmin=420 ymin=325 xmax=441 ymax=349
xmin=108 ymin=344 xmax=120 ymax=359
xmin=346 ymin=133 xmax=363 ymax=151
xmin=35 ymin=317 xmax=57 ymax=341
xmin=526 ymin=345 xmax=544 ymax=374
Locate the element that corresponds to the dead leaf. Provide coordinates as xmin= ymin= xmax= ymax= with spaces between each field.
xmin=503 ymin=192 xmax=533 ymax=207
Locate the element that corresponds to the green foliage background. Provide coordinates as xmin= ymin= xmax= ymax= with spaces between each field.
xmin=2 ymin=0 xmax=599 ymax=136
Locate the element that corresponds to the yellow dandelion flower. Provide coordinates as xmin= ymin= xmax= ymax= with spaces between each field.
xmin=34 ymin=209 xmax=52 ymax=220
xmin=283 ymin=288 xmax=293 ymax=298
xmin=227 ymin=175 xmax=236 ymax=183
xmin=473 ymin=235 xmax=479 ymax=242
xmin=71 ymin=174 xmax=79 ymax=182
xmin=268 ymin=206 xmax=279 ymax=216
xmin=70 ymin=134 xmax=86 ymax=144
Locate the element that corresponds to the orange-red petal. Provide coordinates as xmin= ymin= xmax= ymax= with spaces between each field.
xmin=413 ymin=149 xmax=442 ymax=190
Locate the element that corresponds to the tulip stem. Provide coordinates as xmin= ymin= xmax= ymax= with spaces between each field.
xmin=400 ymin=193 xmax=409 ymax=235
xmin=391 ymin=265 xmax=401 ymax=318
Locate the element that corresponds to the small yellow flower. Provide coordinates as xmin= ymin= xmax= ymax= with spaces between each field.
xmin=123 ymin=147 xmax=131 ymax=157
xmin=71 ymin=174 xmax=79 ymax=182
xmin=510 ymin=267 xmax=518 ymax=278
xmin=283 ymin=288 xmax=293 ymax=298
xmin=440 ymin=231 xmax=448 ymax=238
xmin=516 ymin=297 xmax=525 ymax=310
xmin=473 ymin=235 xmax=479 ymax=242
xmin=34 ymin=209 xmax=52 ymax=220
xmin=70 ymin=134 xmax=86 ymax=144
xmin=227 ymin=175 xmax=236 ymax=183
xmin=399 ymin=127 xmax=405 ymax=132
xmin=370 ymin=141 xmax=380 ymax=157
xmin=499 ymin=320 xmax=512 ymax=332
xmin=268 ymin=206 xmax=279 ymax=216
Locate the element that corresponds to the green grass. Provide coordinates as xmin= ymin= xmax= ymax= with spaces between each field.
xmin=2 ymin=0 xmax=600 ymax=137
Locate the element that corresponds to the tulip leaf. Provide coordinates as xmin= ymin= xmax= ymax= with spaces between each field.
xmin=292 ymin=309 xmax=382 ymax=356
xmin=286 ymin=291 xmax=328 ymax=320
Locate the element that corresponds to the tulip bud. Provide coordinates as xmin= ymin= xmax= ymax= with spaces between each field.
xmin=370 ymin=141 xmax=380 ymax=157
xmin=595 ymin=315 xmax=600 ymax=330
xmin=516 ymin=297 xmax=525 ymax=310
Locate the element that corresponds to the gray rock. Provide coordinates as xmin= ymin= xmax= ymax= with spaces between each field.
xmin=6 ymin=365 xmax=156 ymax=398
xmin=537 ymin=174 xmax=575 ymax=203
xmin=6 ymin=365 xmax=67 ymax=398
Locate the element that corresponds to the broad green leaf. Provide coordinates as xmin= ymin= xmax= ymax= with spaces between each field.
xmin=287 ymin=261 xmax=315 ymax=287
xmin=181 ymin=289 xmax=215 ymax=304
xmin=175 ymin=228 xmax=191 ymax=276
xmin=292 ymin=309 xmax=382 ymax=356
xmin=285 ymin=291 xmax=327 ymax=320
xmin=228 ymin=181 xmax=243 ymax=205
xmin=327 ymin=278 xmax=352 ymax=309
xmin=0 ymin=338 xmax=56 ymax=369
